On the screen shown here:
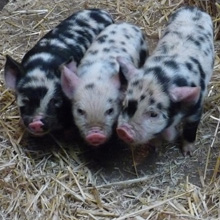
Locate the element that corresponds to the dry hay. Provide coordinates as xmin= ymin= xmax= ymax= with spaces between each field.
xmin=0 ymin=0 xmax=220 ymax=219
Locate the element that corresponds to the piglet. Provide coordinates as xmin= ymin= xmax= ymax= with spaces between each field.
xmin=116 ymin=6 xmax=214 ymax=155
xmin=4 ymin=9 xmax=113 ymax=136
xmin=61 ymin=22 xmax=149 ymax=146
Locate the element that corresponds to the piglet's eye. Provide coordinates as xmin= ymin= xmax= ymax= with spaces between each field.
xmin=77 ymin=108 xmax=85 ymax=116
xmin=105 ymin=108 xmax=114 ymax=116
xmin=51 ymin=98 xmax=63 ymax=107
xmin=22 ymin=97 xmax=30 ymax=104
xmin=150 ymin=112 xmax=158 ymax=118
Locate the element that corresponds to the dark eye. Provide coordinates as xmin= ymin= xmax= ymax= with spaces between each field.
xmin=51 ymin=98 xmax=62 ymax=107
xmin=105 ymin=108 xmax=114 ymax=115
xmin=22 ymin=97 xmax=30 ymax=105
xmin=77 ymin=108 xmax=85 ymax=116
xmin=150 ymin=112 xmax=158 ymax=118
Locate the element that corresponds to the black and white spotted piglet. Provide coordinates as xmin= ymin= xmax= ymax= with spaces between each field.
xmin=4 ymin=9 xmax=113 ymax=136
xmin=61 ymin=22 xmax=148 ymax=146
xmin=116 ymin=6 xmax=214 ymax=155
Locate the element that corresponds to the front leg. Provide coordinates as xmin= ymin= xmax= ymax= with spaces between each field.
xmin=182 ymin=114 xmax=201 ymax=156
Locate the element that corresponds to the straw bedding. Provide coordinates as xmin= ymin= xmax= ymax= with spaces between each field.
xmin=0 ymin=0 xmax=219 ymax=219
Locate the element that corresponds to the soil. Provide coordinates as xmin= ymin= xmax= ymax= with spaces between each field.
xmin=0 ymin=0 xmax=8 ymax=11
xmin=24 ymin=121 xmax=218 ymax=189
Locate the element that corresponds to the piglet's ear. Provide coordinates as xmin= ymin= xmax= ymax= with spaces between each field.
xmin=60 ymin=64 xmax=80 ymax=99
xmin=64 ymin=57 xmax=78 ymax=73
xmin=4 ymin=55 xmax=24 ymax=90
xmin=111 ymin=73 xmax=120 ymax=89
xmin=169 ymin=86 xmax=201 ymax=104
xmin=117 ymin=56 xmax=138 ymax=81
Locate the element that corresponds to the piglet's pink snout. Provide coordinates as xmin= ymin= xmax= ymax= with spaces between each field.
xmin=29 ymin=121 xmax=44 ymax=133
xmin=86 ymin=133 xmax=107 ymax=146
xmin=117 ymin=125 xmax=134 ymax=143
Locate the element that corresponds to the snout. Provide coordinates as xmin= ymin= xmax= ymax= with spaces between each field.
xmin=27 ymin=115 xmax=48 ymax=136
xmin=116 ymin=125 xmax=134 ymax=143
xmin=29 ymin=121 xmax=44 ymax=133
xmin=85 ymin=127 xmax=107 ymax=146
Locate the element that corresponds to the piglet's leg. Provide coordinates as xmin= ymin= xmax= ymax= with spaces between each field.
xmin=182 ymin=119 xmax=201 ymax=156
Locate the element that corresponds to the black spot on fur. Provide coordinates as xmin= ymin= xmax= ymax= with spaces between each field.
xmin=190 ymin=56 xmax=206 ymax=90
xmin=109 ymin=39 xmax=115 ymax=43
xmin=131 ymin=80 xmax=140 ymax=87
xmin=153 ymin=56 xmax=163 ymax=62
xmin=75 ymin=19 xmax=91 ymax=29
xmin=198 ymin=36 xmax=205 ymax=42
xmin=122 ymin=48 xmax=127 ymax=53
xmin=124 ymin=99 xmax=138 ymax=117
xmin=129 ymin=56 xmax=135 ymax=64
xmin=204 ymin=50 xmax=209 ymax=56
xmin=128 ymin=89 xmax=133 ymax=95
xmin=197 ymin=24 xmax=204 ymax=30
xmin=18 ymin=86 xmax=48 ymax=101
xmin=125 ymin=34 xmax=130 ymax=39
xmin=132 ymin=26 xmax=139 ymax=32
xmin=103 ymin=47 xmax=110 ymax=52
xmin=109 ymin=62 xmax=116 ymax=67
xmin=192 ymin=11 xmax=201 ymax=21
xmin=159 ymin=44 xmax=168 ymax=54
xmin=80 ymin=61 xmax=93 ymax=70
xmin=20 ymin=76 xmax=34 ymax=85
xmin=157 ymin=102 xmax=162 ymax=110
xmin=76 ymin=35 xmax=88 ymax=46
xmin=89 ymin=50 xmax=98 ymax=55
xmin=173 ymin=76 xmax=188 ymax=87
xmin=108 ymin=98 xmax=113 ymax=103
xmin=140 ymin=94 xmax=146 ymax=101
xmin=190 ymin=82 xmax=196 ymax=87
xmin=90 ymin=10 xmax=111 ymax=24
xmin=97 ymin=35 xmax=108 ymax=43
xmin=18 ymin=86 xmax=48 ymax=116
xmin=111 ymin=30 xmax=116 ymax=34
xmin=145 ymin=67 xmax=169 ymax=91
xmin=85 ymin=83 xmax=95 ymax=89
xmin=193 ymin=70 xmax=199 ymax=75
xmin=164 ymin=60 xmax=179 ymax=70
xmin=75 ymin=29 xmax=93 ymax=44
xmin=120 ymin=41 xmax=125 ymax=45
xmin=187 ymin=35 xmax=201 ymax=47
xmin=185 ymin=62 xmax=193 ymax=71
xmin=149 ymin=98 xmax=155 ymax=105
xmin=139 ymin=49 xmax=148 ymax=67
xmin=207 ymin=32 xmax=212 ymax=37
xmin=172 ymin=31 xmax=183 ymax=39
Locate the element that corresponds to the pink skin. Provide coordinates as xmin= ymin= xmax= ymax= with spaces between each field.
xmin=85 ymin=127 xmax=107 ymax=146
xmin=116 ymin=124 xmax=135 ymax=144
xmin=28 ymin=115 xmax=45 ymax=135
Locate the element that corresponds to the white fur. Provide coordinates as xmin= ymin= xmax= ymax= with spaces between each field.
xmin=65 ymin=22 xmax=148 ymax=141
xmin=117 ymin=7 xmax=214 ymax=151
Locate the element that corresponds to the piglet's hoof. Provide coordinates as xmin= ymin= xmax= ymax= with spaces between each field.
xmin=182 ymin=141 xmax=195 ymax=157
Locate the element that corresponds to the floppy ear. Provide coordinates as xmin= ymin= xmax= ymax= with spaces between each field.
xmin=60 ymin=64 xmax=81 ymax=99
xmin=4 ymin=55 xmax=24 ymax=90
xmin=110 ymin=73 xmax=121 ymax=89
xmin=64 ymin=57 xmax=78 ymax=73
xmin=169 ymin=86 xmax=201 ymax=104
xmin=117 ymin=56 xmax=139 ymax=81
